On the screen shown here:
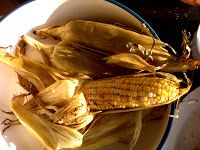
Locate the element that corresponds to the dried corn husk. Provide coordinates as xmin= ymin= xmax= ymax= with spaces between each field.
xmin=35 ymin=20 xmax=175 ymax=66
xmin=9 ymin=86 xmax=96 ymax=149
xmin=36 ymin=92 xmax=96 ymax=131
xmin=106 ymin=52 xmax=200 ymax=73
xmin=161 ymin=57 xmax=200 ymax=72
xmin=22 ymin=36 xmax=130 ymax=79
xmin=10 ymin=94 xmax=83 ymax=150
xmin=0 ymin=49 xmax=45 ymax=91
xmin=105 ymin=53 xmax=163 ymax=72
xmin=0 ymin=48 xmax=70 ymax=91
xmin=77 ymin=111 xmax=142 ymax=150
xmin=34 ymin=20 xmax=200 ymax=73
xmin=32 ymin=80 xmax=97 ymax=130
xmin=37 ymin=79 xmax=79 ymax=107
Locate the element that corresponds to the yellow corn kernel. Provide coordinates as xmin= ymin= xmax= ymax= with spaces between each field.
xmin=81 ymin=75 xmax=180 ymax=110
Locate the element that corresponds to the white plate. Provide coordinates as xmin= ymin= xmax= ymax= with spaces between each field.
xmin=0 ymin=0 xmax=172 ymax=149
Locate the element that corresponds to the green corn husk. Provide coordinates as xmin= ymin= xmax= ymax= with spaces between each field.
xmin=10 ymin=94 xmax=83 ymax=150
xmin=77 ymin=111 xmax=142 ymax=150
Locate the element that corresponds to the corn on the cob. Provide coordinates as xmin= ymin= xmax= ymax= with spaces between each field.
xmin=81 ymin=73 xmax=191 ymax=110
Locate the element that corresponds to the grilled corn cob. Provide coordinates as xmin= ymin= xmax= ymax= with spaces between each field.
xmin=81 ymin=73 xmax=191 ymax=110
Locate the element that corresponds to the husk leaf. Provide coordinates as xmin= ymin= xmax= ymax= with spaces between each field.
xmin=35 ymin=20 xmax=175 ymax=65
xmin=37 ymin=79 xmax=79 ymax=107
xmin=0 ymin=48 xmax=45 ymax=91
xmin=10 ymin=94 xmax=83 ymax=150
xmin=35 ymin=82 xmax=96 ymax=130
xmin=105 ymin=53 xmax=160 ymax=72
xmin=77 ymin=111 xmax=142 ymax=150
xmin=22 ymin=36 xmax=119 ymax=79
xmin=0 ymin=48 xmax=73 ymax=91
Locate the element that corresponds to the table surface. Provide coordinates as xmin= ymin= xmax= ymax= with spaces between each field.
xmin=1 ymin=0 xmax=200 ymax=88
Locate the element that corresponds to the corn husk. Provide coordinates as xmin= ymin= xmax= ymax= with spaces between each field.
xmin=0 ymin=48 xmax=69 ymax=91
xmin=35 ymin=20 xmax=175 ymax=66
xmin=77 ymin=111 xmax=142 ymax=150
xmin=37 ymin=79 xmax=79 ymax=107
xmin=22 ymin=35 xmax=129 ymax=79
xmin=161 ymin=57 xmax=200 ymax=72
xmin=34 ymin=24 xmax=200 ymax=73
xmin=10 ymin=94 xmax=83 ymax=150
xmin=105 ymin=53 xmax=162 ymax=72
xmin=34 ymin=80 xmax=96 ymax=130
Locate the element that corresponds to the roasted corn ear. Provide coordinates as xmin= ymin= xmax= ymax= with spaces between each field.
xmin=35 ymin=20 xmax=175 ymax=66
xmin=81 ymin=72 xmax=191 ymax=110
xmin=21 ymin=35 xmax=132 ymax=79
xmin=35 ymin=20 xmax=200 ymax=73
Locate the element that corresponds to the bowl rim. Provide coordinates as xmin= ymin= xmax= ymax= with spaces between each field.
xmin=0 ymin=0 xmax=175 ymax=149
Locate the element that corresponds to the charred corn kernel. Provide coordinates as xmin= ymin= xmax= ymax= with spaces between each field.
xmin=81 ymin=74 xmax=182 ymax=110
